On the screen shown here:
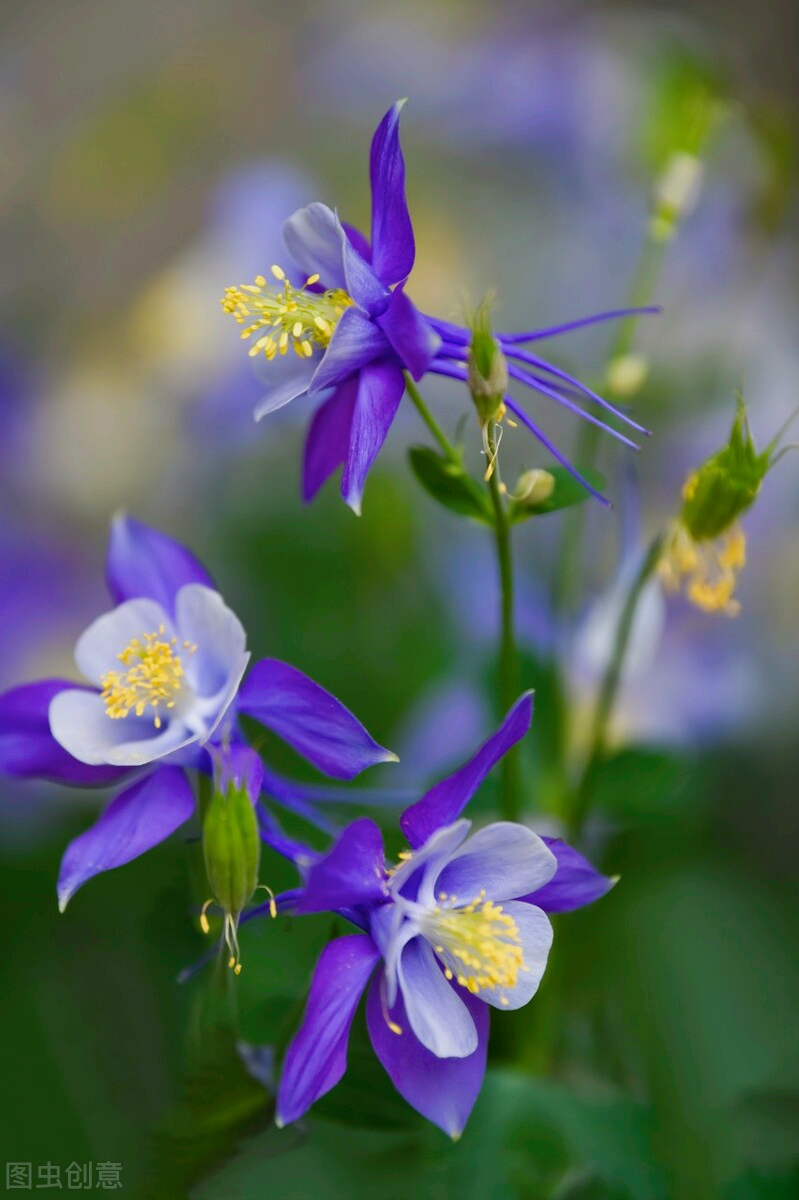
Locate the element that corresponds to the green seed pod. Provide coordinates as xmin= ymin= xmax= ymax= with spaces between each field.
xmin=467 ymin=302 xmax=508 ymax=424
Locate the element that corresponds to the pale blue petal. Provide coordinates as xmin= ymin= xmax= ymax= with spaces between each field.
xmin=74 ymin=599 xmax=173 ymax=686
xmin=397 ymin=936 xmax=478 ymax=1058
xmin=477 ymin=901 xmax=552 ymax=1011
xmin=49 ymin=688 xmax=194 ymax=767
xmin=282 ymin=202 xmax=347 ymax=291
xmin=433 ymin=823 xmax=557 ymax=905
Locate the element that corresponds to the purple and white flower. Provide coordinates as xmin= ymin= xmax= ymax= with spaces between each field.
xmin=0 ymin=514 xmax=396 ymax=910
xmin=222 ymin=101 xmax=655 ymax=513
xmin=272 ymin=693 xmax=614 ymax=1137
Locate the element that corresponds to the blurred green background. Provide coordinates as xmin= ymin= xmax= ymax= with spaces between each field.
xmin=2 ymin=1 xmax=798 ymax=1197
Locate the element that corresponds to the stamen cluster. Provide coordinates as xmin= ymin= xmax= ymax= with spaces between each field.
xmin=659 ymin=473 xmax=747 ymax=616
xmin=221 ymin=265 xmax=352 ymax=362
xmin=422 ymin=888 xmax=526 ymax=1001
xmin=100 ymin=627 xmax=195 ymax=727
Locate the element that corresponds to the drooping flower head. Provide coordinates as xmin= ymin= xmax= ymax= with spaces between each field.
xmin=0 ymin=514 xmax=396 ymax=914
xmin=270 ymin=694 xmax=616 ymax=1137
xmin=222 ymin=101 xmax=656 ymax=512
xmin=658 ymin=399 xmax=791 ymax=615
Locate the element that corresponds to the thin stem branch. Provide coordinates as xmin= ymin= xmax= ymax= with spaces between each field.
xmin=569 ymin=533 xmax=664 ymax=838
xmin=485 ymin=420 xmax=522 ymax=821
xmin=403 ymin=373 xmax=461 ymax=463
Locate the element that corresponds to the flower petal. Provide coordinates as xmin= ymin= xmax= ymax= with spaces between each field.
xmin=237 ymin=658 xmax=397 ymax=780
xmin=282 ymin=202 xmax=347 ymax=291
xmin=106 ymin=513 xmax=215 ymax=614
xmin=527 ymin=838 xmax=617 ymax=913
xmin=294 ymin=817 xmax=387 ymax=914
xmin=174 ymin=585 xmax=247 ymax=699
xmin=341 ymin=221 xmax=371 ymax=263
xmin=397 ymin=936 xmax=478 ymax=1058
xmin=341 ymin=362 xmax=405 ymax=515
xmin=431 ymin=823 xmax=557 ymax=906
xmin=400 ymin=692 xmax=534 ymax=849
xmin=0 ymin=680 xmax=128 ymax=787
xmin=366 ymin=970 xmax=488 ymax=1138
xmin=377 ymin=287 xmax=441 ymax=381
xmin=341 ymin=236 xmax=390 ymax=317
xmin=253 ymin=355 xmax=316 ymax=421
xmin=49 ymin=688 xmax=195 ymax=768
xmin=308 ymin=307 xmax=391 ymax=397
xmin=74 ymin=598 xmax=174 ymax=686
xmin=57 ymin=765 xmax=194 ymax=910
xmin=302 ymin=378 xmax=358 ymax=503
xmin=369 ymin=100 xmax=415 ymax=285
xmin=276 ymin=934 xmax=380 ymax=1126
xmin=477 ymin=901 xmax=552 ymax=1011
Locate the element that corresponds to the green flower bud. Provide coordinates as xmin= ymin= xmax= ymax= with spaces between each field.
xmin=680 ymin=400 xmax=769 ymax=542
xmin=201 ymin=746 xmax=269 ymax=974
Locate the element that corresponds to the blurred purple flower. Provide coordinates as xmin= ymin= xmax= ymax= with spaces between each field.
xmin=272 ymin=694 xmax=614 ymax=1136
xmin=0 ymin=514 xmax=395 ymax=909
xmin=223 ymin=101 xmax=654 ymax=511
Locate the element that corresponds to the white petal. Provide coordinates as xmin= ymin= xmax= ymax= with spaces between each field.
xmin=253 ymin=356 xmax=317 ymax=421
xmin=432 ymin=823 xmax=557 ymax=904
xmin=282 ymin=203 xmax=347 ymax=291
xmin=478 ymin=902 xmax=553 ymax=1011
xmin=49 ymin=689 xmax=195 ymax=767
xmin=388 ymin=819 xmax=471 ymax=902
xmin=174 ymin=585 xmax=250 ymax=740
xmin=74 ymin=599 xmax=173 ymax=686
xmin=397 ymin=937 xmax=478 ymax=1058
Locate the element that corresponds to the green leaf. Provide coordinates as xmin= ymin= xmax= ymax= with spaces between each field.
xmin=508 ymin=467 xmax=606 ymax=522
xmin=408 ymin=446 xmax=494 ymax=525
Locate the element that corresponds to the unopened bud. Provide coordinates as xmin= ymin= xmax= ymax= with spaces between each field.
xmin=201 ymin=746 xmax=264 ymax=973
xmin=680 ymin=400 xmax=769 ymax=541
xmin=606 ymin=353 xmax=649 ymax=399
xmin=512 ymin=469 xmax=556 ymax=506
xmin=651 ymin=152 xmax=704 ymax=239
xmin=467 ymin=309 xmax=508 ymax=424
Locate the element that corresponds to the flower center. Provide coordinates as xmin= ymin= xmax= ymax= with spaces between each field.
xmin=420 ymin=889 xmax=525 ymax=1001
xmin=100 ymin=626 xmax=196 ymax=728
xmin=658 ymin=519 xmax=746 ymax=616
xmin=221 ymin=264 xmax=353 ymax=362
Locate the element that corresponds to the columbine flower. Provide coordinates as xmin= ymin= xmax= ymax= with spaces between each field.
xmin=271 ymin=694 xmax=615 ymax=1137
xmin=222 ymin=101 xmax=655 ymax=512
xmin=0 ymin=514 xmax=395 ymax=911
xmin=657 ymin=400 xmax=789 ymax=615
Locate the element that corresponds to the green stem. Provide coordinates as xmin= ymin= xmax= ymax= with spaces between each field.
xmin=485 ymin=421 xmax=521 ymax=821
xmin=569 ymin=532 xmax=664 ymax=838
xmin=552 ymin=232 xmax=667 ymax=616
xmin=403 ymin=373 xmax=461 ymax=464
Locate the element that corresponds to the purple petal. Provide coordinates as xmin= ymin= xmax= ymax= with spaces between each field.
xmin=0 ymin=680 xmax=128 ymax=787
xmin=308 ymin=307 xmax=391 ymax=397
xmin=377 ymin=288 xmax=441 ymax=381
xmin=341 ymin=362 xmax=405 ymax=515
xmin=212 ymin=743 xmax=263 ymax=805
xmin=400 ymin=693 xmax=534 ymax=850
xmin=105 ymin=513 xmax=214 ymax=615
xmin=341 ymin=236 xmax=390 ymax=317
xmin=253 ymin=355 xmax=316 ymax=421
xmin=369 ymin=100 xmax=415 ymax=285
xmin=276 ymin=934 xmax=380 ymax=1126
xmin=282 ymin=203 xmax=347 ymax=291
xmin=528 ymin=838 xmax=617 ymax=913
xmin=237 ymin=658 xmax=397 ymax=780
xmin=302 ymin=379 xmax=358 ymax=502
xmin=366 ymin=969 xmax=488 ymax=1138
xmin=57 ymin=765 xmax=194 ymax=910
xmin=294 ymin=817 xmax=387 ymax=914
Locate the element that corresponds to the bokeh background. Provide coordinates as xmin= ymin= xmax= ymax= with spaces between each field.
xmin=2 ymin=1 xmax=798 ymax=1197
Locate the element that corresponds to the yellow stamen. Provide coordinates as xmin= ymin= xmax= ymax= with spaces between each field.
xmin=658 ymin=520 xmax=746 ymax=616
xmin=100 ymin=627 xmax=194 ymax=727
xmin=421 ymin=889 xmax=526 ymax=996
xmin=221 ymin=266 xmax=353 ymax=362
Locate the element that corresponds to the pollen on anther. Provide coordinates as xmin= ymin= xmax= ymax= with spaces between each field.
xmin=270 ymin=264 xmax=286 ymax=281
